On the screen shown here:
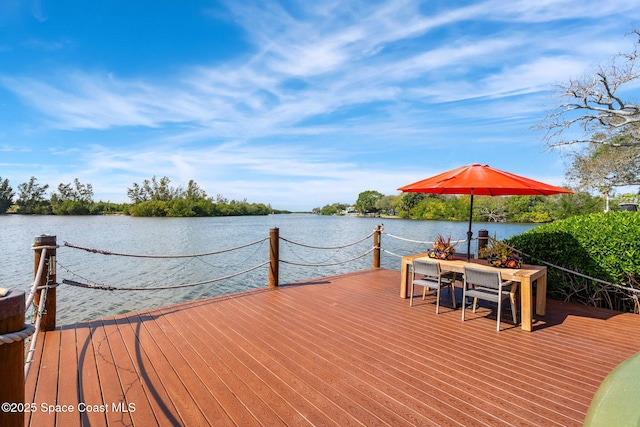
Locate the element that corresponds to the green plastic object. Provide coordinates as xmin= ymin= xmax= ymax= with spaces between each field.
xmin=584 ymin=352 xmax=640 ymax=426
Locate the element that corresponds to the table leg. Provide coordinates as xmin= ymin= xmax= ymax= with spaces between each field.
xmin=520 ymin=277 xmax=533 ymax=332
xmin=535 ymin=274 xmax=547 ymax=316
xmin=400 ymin=257 xmax=411 ymax=298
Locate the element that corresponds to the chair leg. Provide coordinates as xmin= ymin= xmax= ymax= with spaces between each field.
xmin=472 ymin=297 xmax=478 ymax=313
xmin=510 ymin=283 xmax=519 ymax=324
xmin=422 ymin=286 xmax=427 ymax=300
xmin=410 ymin=282 xmax=415 ymax=307
xmin=435 ymin=286 xmax=440 ymax=314
xmin=450 ymin=283 xmax=457 ymax=309
xmin=497 ymin=297 xmax=502 ymax=331
xmin=461 ymin=286 xmax=466 ymax=322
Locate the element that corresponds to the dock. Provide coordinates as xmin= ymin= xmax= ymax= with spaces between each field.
xmin=24 ymin=268 xmax=640 ymax=426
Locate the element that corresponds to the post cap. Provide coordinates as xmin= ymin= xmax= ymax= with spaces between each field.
xmin=34 ymin=235 xmax=57 ymax=244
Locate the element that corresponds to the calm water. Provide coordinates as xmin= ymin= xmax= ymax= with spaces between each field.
xmin=1 ymin=214 xmax=536 ymax=325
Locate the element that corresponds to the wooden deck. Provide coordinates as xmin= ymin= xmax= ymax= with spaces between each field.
xmin=25 ymin=268 xmax=640 ymax=426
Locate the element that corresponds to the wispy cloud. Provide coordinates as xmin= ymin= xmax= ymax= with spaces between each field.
xmin=2 ymin=0 xmax=639 ymax=208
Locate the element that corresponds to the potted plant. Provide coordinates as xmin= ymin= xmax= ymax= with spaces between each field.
xmin=478 ymin=236 xmax=521 ymax=268
xmin=427 ymin=234 xmax=458 ymax=260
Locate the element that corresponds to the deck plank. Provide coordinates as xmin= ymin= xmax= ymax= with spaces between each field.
xmin=113 ymin=315 xmax=183 ymax=426
xmin=24 ymin=268 xmax=640 ymax=426
xmin=27 ymin=326 xmax=60 ymax=427
xmin=55 ymin=327 xmax=81 ymax=427
xmin=158 ymin=305 xmax=292 ymax=426
xmin=99 ymin=317 xmax=154 ymax=426
xmin=126 ymin=311 xmax=214 ymax=426
xmin=76 ymin=322 xmax=108 ymax=427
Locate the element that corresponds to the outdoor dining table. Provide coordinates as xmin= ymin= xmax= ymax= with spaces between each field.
xmin=400 ymin=254 xmax=547 ymax=332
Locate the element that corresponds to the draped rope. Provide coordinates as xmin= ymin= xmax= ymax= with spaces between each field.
xmin=380 ymin=248 xmax=407 ymax=259
xmin=0 ymin=324 xmax=35 ymax=346
xmin=281 ymin=247 xmax=375 ymax=267
xmin=63 ymin=237 xmax=269 ymax=259
xmin=25 ymin=247 xmax=48 ymax=311
xmin=61 ymin=261 xmax=270 ymax=291
xmin=279 ymin=231 xmax=374 ymax=250
xmin=25 ymin=278 xmax=51 ymax=379
xmin=383 ymin=232 xmax=468 ymax=245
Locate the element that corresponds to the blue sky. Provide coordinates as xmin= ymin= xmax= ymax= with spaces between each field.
xmin=2 ymin=1 xmax=640 ymax=211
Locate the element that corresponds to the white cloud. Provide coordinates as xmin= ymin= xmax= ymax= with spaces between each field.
xmin=4 ymin=0 xmax=637 ymax=139
xmin=2 ymin=0 xmax=639 ymax=208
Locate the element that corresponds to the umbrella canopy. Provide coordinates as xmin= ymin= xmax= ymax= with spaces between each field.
xmin=398 ymin=164 xmax=573 ymax=260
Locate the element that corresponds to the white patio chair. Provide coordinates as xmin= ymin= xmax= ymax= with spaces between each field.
xmin=411 ymin=259 xmax=457 ymax=313
xmin=461 ymin=266 xmax=519 ymax=331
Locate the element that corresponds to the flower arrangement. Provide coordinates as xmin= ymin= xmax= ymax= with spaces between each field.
xmin=427 ymin=234 xmax=458 ymax=260
xmin=479 ymin=236 xmax=521 ymax=268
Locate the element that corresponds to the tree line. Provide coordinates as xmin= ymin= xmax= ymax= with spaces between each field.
xmin=0 ymin=175 xmax=286 ymax=217
xmin=314 ymin=189 xmax=637 ymax=223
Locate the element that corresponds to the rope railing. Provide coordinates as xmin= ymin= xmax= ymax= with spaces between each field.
xmin=281 ymin=247 xmax=376 ymax=267
xmin=24 ymin=283 xmax=50 ymax=379
xmin=280 ymin=231 xmax=374 ymax=250
xmin=64 ymin=237 xmax=269 ymax=258
xmin=17 ymin=227 xmax=381 ymax=348
xmin=23 ymin=245 xmax=55 ymax=380
xmin=382 ymin=231 xmax=469 ymax=246
xmin=25 ymin=247 xmax=48 ymax=312
xmin=61 ymin=261 xmax=270 ymax=291
xmin=380 ymin=248 xmax=407 ymax=259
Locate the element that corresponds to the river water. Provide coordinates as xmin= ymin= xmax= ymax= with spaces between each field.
xmin=1 ymin=214 xmax=536 ymax=325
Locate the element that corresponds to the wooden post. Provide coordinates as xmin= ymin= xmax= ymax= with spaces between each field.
xmin=33 ymin=235 xmax=56 ymax=331
xmin=268 ymin=228 xmax=279 ymax=288
xmin=373 ymin=225 xmax=382 ymax=269
xmin=478 ymin=229 xmax=489 ymax=259
xmin=0 ymin=290 xmax=26 ymax=427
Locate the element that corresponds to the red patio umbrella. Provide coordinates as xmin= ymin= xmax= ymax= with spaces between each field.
xmin=398 ymin=164 xmax=573 ymax=261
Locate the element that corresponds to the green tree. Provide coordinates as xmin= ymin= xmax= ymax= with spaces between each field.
xmin=546 ymin=192 xmax=604 ymax=219
xmin=127 ymin=176 xmax=179 ymax=203
xmin=151 ymin=176 xmax=176 ymax=201
xmin=375 ymin=195 xmax=396 ymax=215
xmin=566 ymin=141 xmax=640 ymax=195
xmin=184 ymin=180 xmax=207 ymax=201
xmin=127 ymin=182 xmax=148 ymax=204
xmin=394 ymin=193 xmax=427 ymax=218
xmin=355 ymin=190 xmax=383 ymax=215
xmin=51 ymin=179 xmax=95 ymax=215
xmin=318 ymin=203 xmax=347 ymax=215
xmin=16 ymin=177 xmax=51 ymax=214
xmin=475 ymin=196 xmax=507 ymax=222
xmin=0 ymin=177 xmax=14 ymax=213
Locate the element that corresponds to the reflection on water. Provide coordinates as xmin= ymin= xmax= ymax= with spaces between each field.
xmin=1 ymin=214 xmax=536 ymax=325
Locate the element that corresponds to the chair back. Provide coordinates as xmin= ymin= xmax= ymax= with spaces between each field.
xmin=413 ymin=259 xmax=441 ymax=278
xmin=464 ymin=267 xmax=502 ymax=290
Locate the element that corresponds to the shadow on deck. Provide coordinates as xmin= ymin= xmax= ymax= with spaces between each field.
xmin=25 ymin=269 xmax=640 ymax=426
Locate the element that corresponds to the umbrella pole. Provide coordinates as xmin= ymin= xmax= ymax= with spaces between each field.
xmin=466 ymin=190 xmax=474 ymax=262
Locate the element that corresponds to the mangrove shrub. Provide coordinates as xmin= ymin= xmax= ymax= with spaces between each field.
xmin=506 ymin=212 xmax=640 ymax=312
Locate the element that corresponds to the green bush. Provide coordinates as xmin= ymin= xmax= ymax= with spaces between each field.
xmin=506 ymin=212 xmax=640 ymax=312
xmin=129 ymin=200 xmax=169 ymax=217
xmin=51 ymin=199 xmax=91 ymax=215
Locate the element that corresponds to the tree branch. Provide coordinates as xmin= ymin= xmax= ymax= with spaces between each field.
xmin=539 ymin=29 xmax=640 ymax=148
